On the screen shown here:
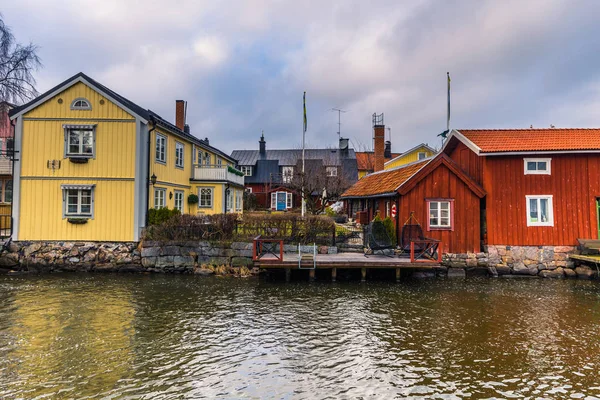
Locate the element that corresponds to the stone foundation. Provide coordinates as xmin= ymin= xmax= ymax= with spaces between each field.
xmin=443 ymin=245 xmax=597 ymax=279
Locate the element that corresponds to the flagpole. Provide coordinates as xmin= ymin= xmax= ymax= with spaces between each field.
xmin=301 ymin=92 xmax=306 ymax=217
xmin=447 ymin=71 xmax=450 ymax=132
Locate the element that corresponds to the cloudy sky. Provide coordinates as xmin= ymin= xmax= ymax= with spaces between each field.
xmin=4 ymin=0 xmax=600 ymax=154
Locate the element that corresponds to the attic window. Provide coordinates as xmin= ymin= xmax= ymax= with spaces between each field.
xmin=524 ymin=158 xmax=551 ymax=175
xmin=418 ymin=152 xmax=427 ymax=160
xmin=71 ymin=98 xmax=92 ymax=110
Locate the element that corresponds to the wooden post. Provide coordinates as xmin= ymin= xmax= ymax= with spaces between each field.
xmin=396 ymin=268 xmax=401 ymax=283
xmin=361 ymin=267 xmax=367 ymax=282
xmin=285 ymin=268 xmax=291 ymax=282
xmin=309 ymin=269 xmax=316 ymax=282
xmin=331 ymin=267 xmax=337 ymax=282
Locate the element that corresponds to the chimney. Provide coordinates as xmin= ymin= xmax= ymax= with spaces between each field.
xmin=175 ymin=100 xmax=186 ymax=130
xmin=373 ymin=113 xmax=385 ymax=172
xmin=204 ymin=137 xmax=209 ymax=145
xmin=184 ymin=124 xmax=190 ymax=134
xmin=384 ymin=140 xmax=391 ymax=159
xmin=259 ymin=132 xmax=266 ymax=156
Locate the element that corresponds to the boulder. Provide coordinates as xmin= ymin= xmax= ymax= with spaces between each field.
xmin=0 ymin=253 xmax=19 ymax=268
xmin=194 ymin=267 xmax=214 ymax=276
xmin=539 ymin=267 xmax=565 ymax=278
xmin=487 ymin=266 xmax=499 ymax=277
xmin=575 ymin=266 xmax=596 ymax=279
xmin=141 ymin=246 xmax=160 ymax=258
xmin=24 ymin=243 xmax=42 ymax=258
xmin=512 ymin=261 xmax=537 ymax=276
xmin=564 ymin=268 xmax=577 ymax=278
xmin=160 ymin=246 xmax=181 ymax=256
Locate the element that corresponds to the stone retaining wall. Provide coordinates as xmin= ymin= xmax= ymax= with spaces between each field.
xmin=443 ymin=245 xmax=598 ymax=279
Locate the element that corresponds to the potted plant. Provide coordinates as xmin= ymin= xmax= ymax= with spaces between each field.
xmin=188 ymin=193 xmax=199 ymax=214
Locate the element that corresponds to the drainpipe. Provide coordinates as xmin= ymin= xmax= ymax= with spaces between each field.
xmin=9 ymin=118 xmax=15 ymax=240
xmin=225 ymin=183 xmax=230 ymax=213
xmin=145 ymin=116 xmax=157 ymax=227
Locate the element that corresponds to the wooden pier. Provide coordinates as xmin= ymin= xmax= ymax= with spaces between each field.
xmin=254 ymin=252 xmax=442 ymax=282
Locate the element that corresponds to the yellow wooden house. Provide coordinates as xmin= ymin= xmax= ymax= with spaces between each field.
xmin=384 ymin=143 xmax=436 ymax=170
xmin=8 ymin=72 xmax=244 ymax=242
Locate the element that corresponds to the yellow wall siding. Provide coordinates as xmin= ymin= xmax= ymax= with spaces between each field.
xmin=21 ymin=120 xmax=136 ymax=178
xmin=24 ymin=82 xmax=134 ymax=120
xmin=384 ymin=147 xmax=435 ymax=170
xmin=358 ymin=170 xmax=369 ymax=179
xmin=19 ymin=180 xmax=134 ymax=241
xmin=150 ymin=185 xmax=190 ymax=210
xmin=150 ymin=127 xmax=193 ymax=187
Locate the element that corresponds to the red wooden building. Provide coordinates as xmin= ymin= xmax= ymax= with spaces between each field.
xmin=443 ymin=128 xmax=600 ymax=247
xmin=341 ymin=153 xmax=485 ymax=253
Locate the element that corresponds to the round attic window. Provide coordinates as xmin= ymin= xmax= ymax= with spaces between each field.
xmin=71 ymin=98 xmax=92 ymax=110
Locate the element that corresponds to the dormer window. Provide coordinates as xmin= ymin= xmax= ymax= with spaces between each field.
xmin=70 ymin=98 xmax=92 ymax=110
xmin=524 ymin=158 xmax=551 ymax=175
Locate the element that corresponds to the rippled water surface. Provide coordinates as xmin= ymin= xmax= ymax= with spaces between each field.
xmin=1 ymin=275 xmax=600 ymax=399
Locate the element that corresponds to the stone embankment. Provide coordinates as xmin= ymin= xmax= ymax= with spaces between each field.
xmin=443 ymin=245 xmax=597 ymax=279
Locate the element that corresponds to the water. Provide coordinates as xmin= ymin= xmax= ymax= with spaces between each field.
xmin=1 ymin=275 xmax=600 ymax=399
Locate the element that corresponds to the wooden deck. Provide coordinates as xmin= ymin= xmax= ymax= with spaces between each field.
xmin=255 ymin=252 xmax=440 ymax=269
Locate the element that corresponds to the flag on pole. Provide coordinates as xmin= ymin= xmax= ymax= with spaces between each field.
xmin=303 ymin=91 xmax=307 ymax=133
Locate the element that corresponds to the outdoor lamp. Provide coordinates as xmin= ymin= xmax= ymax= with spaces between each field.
xmin=150 ymin=174 xmax=157 ymax=185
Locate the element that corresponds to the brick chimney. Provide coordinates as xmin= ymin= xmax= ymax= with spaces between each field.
xmin=175 ymin=100 xmax=186 ymax=130
xmin=373 ymin=113 xmax=385 ymax=172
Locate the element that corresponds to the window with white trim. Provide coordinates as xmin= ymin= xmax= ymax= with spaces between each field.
xmin=226 ymin=190 xmax=233 ymax=212
xmin=418 ymin=152 xmax=427 ymax=160
xmin=64 ymin=126 xmax=95 ymax=158
xmin=217 ymin=158 xmax=222 ymax=166
xmin=524 ymin=158 xmax=551 ymax=175
xmin=282 ymin=166 xmax=294 ymax=183
xmin=235 ymin=190 xmax=242 ymax=212
xmin=175 ymin=142 xmax=184 ymax=168
xmin=154 ymin=188 xmax=166 ymax=209
xmin=245 ymin=187 xmax=252 ymax=193
xmin=286 ymin=192 xmax=292 ymax=209
xmin=70 ymin=98 xmax=91 ymax=110
xmin=62 ymin=185 xmax=94 ymax=218
xmin=326 ymin=166 xmax=338 ymax=177
xmin=199 ymin=187 xmax=213 ymax=208
xmin=427 ymin=200 xmax=453 ymax=229
xmin=204 ymin=153 xmax=211 ymax=166
xmin=174 ymin=190 xmax=184 ymax=212
xmin=240 ymin=166 xmax=253 ymax=176
xmin=526 ymin=195 xmax=553 ymax=226
xmin=156 ymin=134 xmax=166 ymax=163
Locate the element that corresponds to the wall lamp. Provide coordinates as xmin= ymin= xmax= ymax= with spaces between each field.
xmin=150 ymin=173 xmax=157 ymax=185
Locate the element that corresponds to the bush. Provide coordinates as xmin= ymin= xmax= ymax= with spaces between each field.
xmin=148 ymin=207 xmax=181 ymax=226
xmin=236 ymin=212 xmax=335 ymax=245
xmin=383 ymin=216 xmax=396 ymax=244
xmin=243 ymin=191 xmax=258 ymax=211
xmin=188 ymin=193 xmax=199 ymax=205
xmin=145 ymin=213 xmax=238 ymax=241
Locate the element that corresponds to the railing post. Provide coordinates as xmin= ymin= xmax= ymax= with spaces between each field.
xmin=410 ymin=241 xmax=415 ymax=263
xmin=279 ymin=239 xmax=284 ymax=261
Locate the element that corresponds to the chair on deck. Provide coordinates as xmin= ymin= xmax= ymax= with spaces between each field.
xmin=400 ymin=212 xmax=440 ymax=260
xmin=364 ymin=220 xmax=394 ymax=257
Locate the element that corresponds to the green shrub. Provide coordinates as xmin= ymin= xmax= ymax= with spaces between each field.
xmin=383 ymin=216 xmax=396 ymax=244
xmin=187 ymin=193 xmax=199 ymax=205
xmin=148 ymin=207 xmax=181 ymax=226
xmin=325 ymin=207 xmax=336 ymax=217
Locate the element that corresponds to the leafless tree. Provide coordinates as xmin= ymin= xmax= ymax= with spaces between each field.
xmin=0 ymin=15 xmax=42 ymax=104
xmin=284 ymin=152 xmax=353 ymax=215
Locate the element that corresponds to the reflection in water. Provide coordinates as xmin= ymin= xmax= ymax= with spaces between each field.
xmin=0 ymin=275 xmax=599 ymax=398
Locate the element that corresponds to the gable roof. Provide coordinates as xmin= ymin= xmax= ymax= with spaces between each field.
xmin=231 ymin=148 xmax=356 ymax=166
xmin=341 ymin=158 xmax=431 ymax=198
xmin=384 ymin=143 xmax=437 ymax=166
xmin=445 ymin=128 xmax=600 ymax=155
xmin=8 ymin=72 xmax=235 ymax=163
xmin=355 ymin=151 xmax=401 ymax=171
xmin=341 ymin=153 xmax=485 ymax=199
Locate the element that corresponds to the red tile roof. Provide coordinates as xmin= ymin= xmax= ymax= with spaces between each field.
xmin=458 ymin=128 xmax=600 ymax=153
xmin=355 ymin=152 xmax=401 ymax=171
xmin=341 ymin=159 xmax=430 ymax=198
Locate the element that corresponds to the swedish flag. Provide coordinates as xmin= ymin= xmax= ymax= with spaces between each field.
xmin=303 ymin=91 xmax=307 ymax=133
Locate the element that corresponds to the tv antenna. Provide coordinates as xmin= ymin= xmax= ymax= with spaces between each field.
xmin=331 ymin=108 xmax=347 ymax=139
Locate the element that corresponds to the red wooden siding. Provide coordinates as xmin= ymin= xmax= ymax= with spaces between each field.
xmin=446 ymin=140 xmax=483 ymax=185
xmin=399 ymin=163 xmax=481 ymax=253
xmin=485 ymin=154 xmax=600 ymax=246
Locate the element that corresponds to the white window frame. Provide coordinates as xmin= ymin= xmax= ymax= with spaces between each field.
xmin=217 ymin=158 xmax=222 ymax=166
xmin=199 ymin=187 xmax=213 ymax=208
xmin=61 ymin=185 xmax=95 ymax=219
xmin=418 ymin=151 xmax=427 ymax=160
xmin=204 ymin=153 xmax=211 ymax=166
xmin=70 ymin=97 xmax=92 ymax=110
xmin=175 ymin=141 xmax=184 ymax=169
xmin=63 ymin=124 xmax=96 ymax=159
xmin=524 ymin=158 xmax=551 ymax=175
xmin=526 ymin=195 xmax=554 ymax=226
xmin=245 ymin=187 xmax=252 ymax=193
xmin=286 ymin=192 xmax=292 ymax=209
xmin=174 ymin=190 xmax=184 ymax=212
xmin=156 ymin=133 xmax=167 ymax=164
xmin=154 ymin=188 xmax=166 ymax=209
xmin=427 ymin=200 xmax=453 ymax=229
xmin=240 ymin=166 xmax=253 ymax=176
xmin=282 ymin=166 xmax=294 ymax=183
xmin=0 ymin=179 xmax=12 ymax=203
xmin=235 ymin=190 xmax=243 ymax=212
xmin=226 ymin=189 xmax=233 ymax=212
xmin=326 ymin=166 xmax=338 ymax=177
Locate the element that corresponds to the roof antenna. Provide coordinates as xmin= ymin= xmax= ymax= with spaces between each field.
xmin=331 ymin=108 xmax=347 ymax=139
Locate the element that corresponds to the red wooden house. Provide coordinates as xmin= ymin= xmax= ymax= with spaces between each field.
xmin=341 ymin=153 xmax=485 ymax=253
xmin=443 ymin=128 xmax=600 ymax=247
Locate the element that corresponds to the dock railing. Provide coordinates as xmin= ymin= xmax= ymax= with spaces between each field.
xmin=252 ymin=235 xmax=284 ymax=262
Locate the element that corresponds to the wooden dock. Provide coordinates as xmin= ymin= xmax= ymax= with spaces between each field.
xmin=254 ymin=252 xmax=441 ymax=282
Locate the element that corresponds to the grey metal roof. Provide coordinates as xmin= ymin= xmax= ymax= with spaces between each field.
xmin=231 ymin=148 xmax=356 ymax=167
